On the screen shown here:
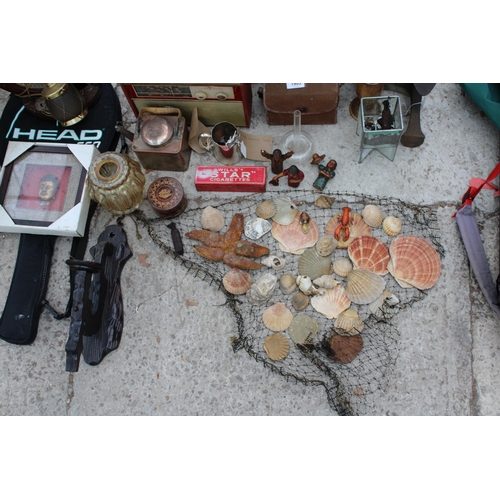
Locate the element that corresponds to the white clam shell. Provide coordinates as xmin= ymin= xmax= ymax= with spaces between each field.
xmin=383 ymin=216 xmax=403 ymax=236
xmin=279 ymin=274 xmax=297 ymax=294
xmin=201 ymin=206 xmax=224 ymax=231
xmin=332 ymin=257 xmax=353 ymax=277
xmin=256 ymin=199 xmax=277 ymax=219
xmin=244 ymin=217 xmax=272 ymax=240
xmin=272 ymin=197 xmax=299 ymax=226
xmin=361 ymin=204 xmax=383 ymax=228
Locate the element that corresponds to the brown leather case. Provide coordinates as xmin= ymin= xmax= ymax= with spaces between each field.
xmin=263 ymin=84 xmax=340 ymax=125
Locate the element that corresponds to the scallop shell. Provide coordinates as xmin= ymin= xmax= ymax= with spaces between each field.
xmin=315 ymin=235 xmax=338 ymax=256
xmin=255 ymin=199 xmax=277 ymax=219
xmin=297 ymin=248 xmax=332 ymax=280
xmin=327 ymin=334 xmax=363 ymax=364
xmin=291 ymin=291 xmax=309 ymax=311
xmin=272 ymin=197 xmax=299 ymax=226
xmin=261 ymin=255 xmax=286 ymax=270
xmin=348 ymin=236 xmax=390 ymax=275
xmin=246 ymin=272 xmax=277 ymax=306
xmin=262 ymin=302 xmax=293 ymax=332
xmin=383 ymin=216 xmax=403 ymax=236
xmin=279 ymin=274 xmax=297 ymax=294
xmin=325 ymin=212 xmax=371 ymax=248
xmin=263 ymin=333 xmax=290 ymax=361
xmin=313 ymin=275 xmax=339 ymax=289
xmin=244 ymin=217 xmax=272 ymax=240
xmin=314 ymin=195 xmax=335 ymax=208
xmin=361 ymin=204 xmax=383 ymax=228
xmin=271 ymin=212 xmax=319 ymax=254
xmin=311 ymin=286 xmax=351 ymax=319
xmin=387 ymin=235 xmax=441 ymax=290
xmin=345 ymin=269 xmax=386 ymax=304
xmin=332 ymin=257 xmax=353 ymax=277
xmin=201 ymin=206 xmax=224 ymax=231
xmin=222 ymin=268 xmax=253 ymax=295
xmin=369 ymin=289 xmax=400 ymax=319
xmin=334 ymin=308 xmax=365 ymax=335
xmin=288 ymin=314 xmax=319 ymax=344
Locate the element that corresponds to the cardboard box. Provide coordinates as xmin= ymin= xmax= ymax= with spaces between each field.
xmin=195 ymin=166 xmax=267 ymax=192
xmin=0 ymin=141 xmax=98 ymax=236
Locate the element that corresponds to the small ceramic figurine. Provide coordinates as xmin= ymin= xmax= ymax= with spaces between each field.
xmin=38 ymin=174 xmax=59 ymax=204
xmin=310 ymin=153 xmax=326 ymax=165
xmin=313 ymin=159 xmax=337 ymax=191
xmin=378 ymin=99 xmax=394 ymax=130
xmin=261 ymin=148 xmax=294 ymax=175
xmin=269 ymin=165 xmax=305 ymax=188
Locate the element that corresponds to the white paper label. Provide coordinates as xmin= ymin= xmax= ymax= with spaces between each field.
xmin=286 ymin=83 xmax=306 ymax=89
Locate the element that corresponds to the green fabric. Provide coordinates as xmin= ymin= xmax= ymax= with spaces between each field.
xmin=460 ymin=83 xmax=500 ymax=130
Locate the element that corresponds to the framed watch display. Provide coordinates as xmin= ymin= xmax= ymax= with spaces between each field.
xmin=0 ymin=141 xmax=99 ymax=236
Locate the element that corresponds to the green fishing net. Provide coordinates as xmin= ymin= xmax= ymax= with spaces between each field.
xmin=126 ymin=189 xmax=444 ymax=416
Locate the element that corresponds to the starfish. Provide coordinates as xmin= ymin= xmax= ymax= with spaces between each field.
xmin=185 ymin=213 xmax=270 ymax=270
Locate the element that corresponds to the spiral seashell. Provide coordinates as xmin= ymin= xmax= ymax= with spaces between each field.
xmin=222 ymin=268 xmax=253 ymax=295
xmin=314 ymin=195 xmax=335 ymax=208
xmin=291 ymin=291 xmax=310 ymax=311
xmin=325 ymin=212 xmax=371 ymax=248
xmin=332 ymin=257 xmax=353 ymax=277
xmin=288 ymin=314 xmax=319 ymax=345
xmin=262 ymin=302 xmax=293 ymax=332
xmin=361 ymin=204 xmax=383 ymax=228
xmin=313 ymin=275 xmax=339 ymax=289
xmin=201 ymin=206 xmax=224 ymax=231
xmin=383 ymin=216 xmax=403 ymax=236
xmin=315 ymin=235 xmax=338 ymax=257
xmin=272 ymin=197 xmax=299 ymax=226
xmin=246 ymin=273 xmax=277 ymax=306
xmin=327 ymin=334 xmax=363 ymax=364
xmin=261 ymin=255 xmax=286 ymax=270
xmin=263 ymin=333 xmax=290 ymax=361
xmin=279 ymin=274 xmax=297 ymax=294
xmin=296 ymin=275 xmax=323 ymax=296
xmin=348 ymin=236 xmax=390 ymax=275
xmin=255 ymin=199 xmax=277 ymax=219
xmin=311 ymin=286 xmax=351 ymax=319
xmin=387 ymin=235 xmax=441 ymax=290
xmin=345 ymin=269 xmax=386 ymax=304
xmin=271 ymin=212 xmax=319 ymax=255
xmin=334 ymin=308 xmax=365 ymax=335
xmin=297 ymin=247 xmax=332 ymax=280
xmin=369 ymin=289 xmax=400 ymax=319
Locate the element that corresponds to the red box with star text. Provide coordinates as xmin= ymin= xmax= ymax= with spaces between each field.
xmin=194 ymin=166 xmax=267 ymax=192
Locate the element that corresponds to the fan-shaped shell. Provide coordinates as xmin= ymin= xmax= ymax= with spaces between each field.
xmin=316 ymin=235 xmax=338 ymax=256
xmin=325 ymin=212 xmax=371 ymax=248
xmin=383 ymin=216 xmax=403 ymax=236
xmin=348 ymin=236 xmax=390 ymax=275
xmin=361 ymin=204 xmax=383 ymax=227
xmin=262 ymin=302 xmax=293 ymax=332
xmin=387 ymin=235 xmax=441 ymax=289
xmin=201 ymin=206 xmax=224 ymax=231
xmin=244 ymin=217 xmax=272 ymax=240
xmin=369 ymin=289 xmax=400 ymax=319
xmin=291 ymin=291 xmax=309 ymax=311
xmin=297 ymin=248 xmax=332 ymax=280
xmin=334 ymin=308 xmax=365 ymax=335
xmin=311 ymin=286 xmax=351 ymax=319
xmin=271 ymin=212 xmax=319 ymax=255
xmin=263 ymin=333 xmax=289 ymax=361
xmin=222 ymin=268 xmax=252 ymax=295
xmin=332 ymin=257 xmax=353 ymax=277
xmin=246 ymin=273 xmax=277 ymax=306
xmin=279 ymin=274 xmax=297 ymax=294
xmin=313 ymin=275 xmax=339 ymax=289
xmin=255 ymin=199 xmax=277 ymax=219
xmin=327 ymin=334 xmax=363 ymax=364
xmin=272 ymin=197 xmax=299 ymax=226
xmin=289 ymin=314 xmax=319 ymax=344
xmin=345 ymin=269 xmax=386 ymax=304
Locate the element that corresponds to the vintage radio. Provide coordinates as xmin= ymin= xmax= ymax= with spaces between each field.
xmin=120 ymin=84 xmax=252 ymax=127
xmin=131 ymin=107 xmax=191 ymax=172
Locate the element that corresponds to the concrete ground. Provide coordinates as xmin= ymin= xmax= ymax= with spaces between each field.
xmin=0 ymin=83 xmax=499 ymax=416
